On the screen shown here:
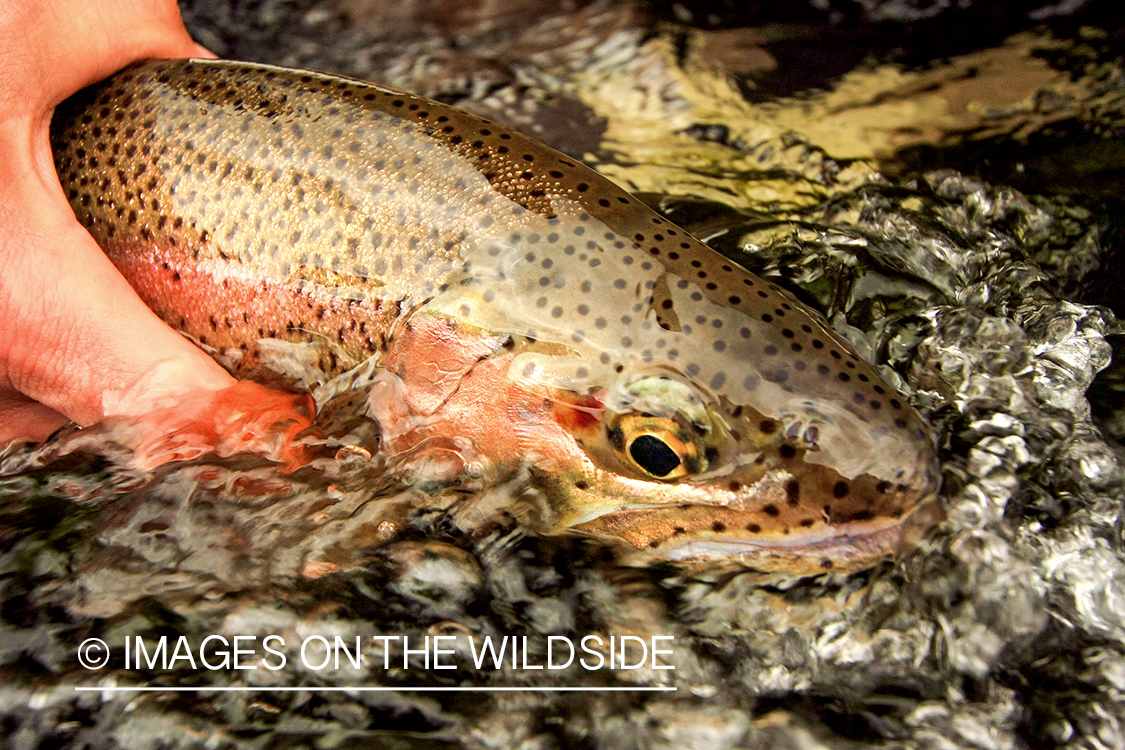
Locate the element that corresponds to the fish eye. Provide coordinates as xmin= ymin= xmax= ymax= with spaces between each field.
xmin=628 ymin=434 xmax=683 ymax=478
xmin=617 ymin=415 xmax=697 ymax=480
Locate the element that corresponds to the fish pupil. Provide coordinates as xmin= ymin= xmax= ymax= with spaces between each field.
xmin=629 ymin=435 xmax=681 ymax=477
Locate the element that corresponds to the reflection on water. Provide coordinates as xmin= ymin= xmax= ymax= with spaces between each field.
xmin=2 ymin=1 xmax=1124 ymax=747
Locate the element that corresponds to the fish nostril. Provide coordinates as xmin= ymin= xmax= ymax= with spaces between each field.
xmin=803 ymin=426 xmax=819 ymax=447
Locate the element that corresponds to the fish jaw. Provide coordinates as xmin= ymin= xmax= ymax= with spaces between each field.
xmin=569 ymin=501 xmax=935 ymax=575
xmin=537 ymin=425 xmax=940 ymax=573
xmin=576 ymin=507 xmax=907 ymax=574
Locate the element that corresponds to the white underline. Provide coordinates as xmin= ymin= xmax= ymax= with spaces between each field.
xmin=75 ymin=686 xmax=676 ymax=692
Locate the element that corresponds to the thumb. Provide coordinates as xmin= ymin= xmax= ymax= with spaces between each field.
xmin=0 ymin=0 xmax=212 ymax=112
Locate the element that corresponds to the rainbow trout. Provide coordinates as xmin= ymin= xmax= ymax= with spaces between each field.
xmin=51 ymin=59 xmax=940 ymax=574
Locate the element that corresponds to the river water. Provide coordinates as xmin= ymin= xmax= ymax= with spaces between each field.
xmin=1 ymin=1 xmax=1123 ymax=748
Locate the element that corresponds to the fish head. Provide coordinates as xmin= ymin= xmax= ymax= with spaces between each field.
xmin=542 ymin=361 xmax=940 ymax=574
xmin=425 ymin=203 xmax=940 ymax=573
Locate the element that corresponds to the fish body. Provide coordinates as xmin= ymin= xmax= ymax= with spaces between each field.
xmin=51 ymin=59 xmax=940 ymax=573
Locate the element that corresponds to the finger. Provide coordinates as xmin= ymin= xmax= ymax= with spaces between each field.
xmin=0 ymin=177 xmax=235 ymax=428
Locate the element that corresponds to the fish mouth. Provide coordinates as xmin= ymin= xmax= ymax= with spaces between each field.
xmin=657 ymin=518 xmax=903 ymax=560
xmin=572 ymin=505 xmax=915 ymax=573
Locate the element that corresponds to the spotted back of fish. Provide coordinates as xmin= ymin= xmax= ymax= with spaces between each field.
xmin=51 ymin=59 xmax=940 ymax=572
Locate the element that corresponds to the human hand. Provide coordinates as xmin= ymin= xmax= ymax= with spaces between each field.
xmin=0 ymin=0 xmax=237 ymax=446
